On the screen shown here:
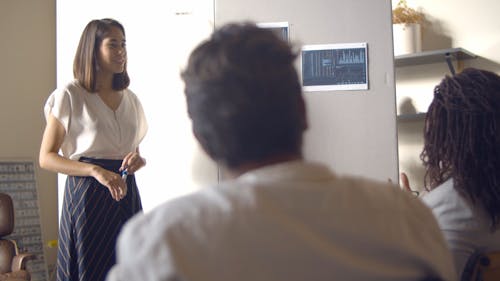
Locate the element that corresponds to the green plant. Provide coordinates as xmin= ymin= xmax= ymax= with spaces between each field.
xmin=392 ymin=0 xmax=424 ymax=24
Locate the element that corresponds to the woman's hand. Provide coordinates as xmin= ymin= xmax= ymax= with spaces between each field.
xmin=400 ymin=172 xmax=420 ymax=197
xmin=120 ymin=151 xmax=146 ymax=175
xmin=92 ymin=166 xmax=127 ymax=201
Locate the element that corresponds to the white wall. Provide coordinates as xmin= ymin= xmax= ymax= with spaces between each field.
xmin=56 ymin=0 xmax=217 ymax=214
xmin=395 ymin=0 xmax=500 ymax=191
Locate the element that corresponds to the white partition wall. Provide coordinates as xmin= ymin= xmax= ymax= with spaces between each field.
xmin=215 ymin=0 xmax=399 ymax=182
xmin=56 ymin=1 xmax=217 ymax=213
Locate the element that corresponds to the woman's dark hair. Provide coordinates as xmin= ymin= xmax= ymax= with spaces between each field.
xmin=421 ymin=68 xmax=500 ymax=228
xmin=73 ymin=18 xmax=130 ymax=92
xmin=181 ymin=22 xmax=304 ymax=169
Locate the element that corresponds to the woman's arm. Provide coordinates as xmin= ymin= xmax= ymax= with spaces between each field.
xmin=39 ymin=113 xmax=126 ymax=201
xmin=40 ymin=114 xmax=97 ymax=176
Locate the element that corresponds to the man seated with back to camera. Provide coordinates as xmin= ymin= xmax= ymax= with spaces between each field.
xmin=106 ymin=22 xmax=456 ymax=281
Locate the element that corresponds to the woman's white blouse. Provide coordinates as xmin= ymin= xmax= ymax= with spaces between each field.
xmin=44 ymin=80 xmax=148 ymax=160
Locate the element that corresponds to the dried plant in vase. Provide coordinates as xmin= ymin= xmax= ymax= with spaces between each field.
xmin=392 ymin=0 xmax=424 ymax=24
xmin=392 ymin=0 xmax=424 ymax=55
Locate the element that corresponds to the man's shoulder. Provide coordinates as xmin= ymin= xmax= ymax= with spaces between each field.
xmin=111 ymin=194 xmax=205 ymax=281
xmin=333 ymin=175 xmax=435 ymax=218
xmin=334 ymin=175 xmax=410 ymax=200
xmin=122 ymin=187 xmax=228 ymax=237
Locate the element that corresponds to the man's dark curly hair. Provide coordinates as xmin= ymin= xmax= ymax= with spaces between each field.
xmin=181 ymin=22 xmax=304 ymax=169
xmin=421 ymin=68 xmax=500 ymax=228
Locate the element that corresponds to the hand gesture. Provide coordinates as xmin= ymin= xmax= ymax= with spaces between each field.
xmin=400 ymin=172 xmax=419 ymax=196
xmin=120 ymin=151 xmax=146 ymax=175
xmin=93 ymin=166 xmax=127 ymax=201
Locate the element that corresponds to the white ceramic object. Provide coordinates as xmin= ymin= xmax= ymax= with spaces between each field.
xmin=393 ymin=23 xmax=422 ymax=56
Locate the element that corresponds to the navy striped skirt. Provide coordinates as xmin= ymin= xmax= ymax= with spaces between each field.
xmin=57 ymin=157 xmax=143 ymax=281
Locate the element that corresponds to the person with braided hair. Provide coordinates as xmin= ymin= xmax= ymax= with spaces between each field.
xmin=416 ymin=68 xmax=500 ymax=278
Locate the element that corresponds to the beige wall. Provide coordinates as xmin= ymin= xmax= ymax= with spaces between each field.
xmin=0 ymin=0 xmax=58 ymax=271
xmin=395 ymin=0 xmax=500 ymax=191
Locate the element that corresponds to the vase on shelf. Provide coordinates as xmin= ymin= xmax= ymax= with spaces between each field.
xmin=393 ymin=23 xmax=422 ymax=56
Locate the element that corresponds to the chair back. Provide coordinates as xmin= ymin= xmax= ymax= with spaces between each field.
xmin=461 ymin=250 xmax=500 ymax=281
xmin=0 ymin=193 xmax=14 ymax=237
xmin=0 ymin=240 xmax=16 ymax=274
xmin=0 ymin=193 xmax=16 ymax=274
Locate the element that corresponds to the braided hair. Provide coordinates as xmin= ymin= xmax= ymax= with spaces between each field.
xmin=421 ymin=68 xmax=500 ymax=228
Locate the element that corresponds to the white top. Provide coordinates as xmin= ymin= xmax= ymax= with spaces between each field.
xmin=44 ymin=80 xmax=148 ymax=160
xmin=107 ymin=161 xmax=457 ymax=281
xmin=422 ymin=179 xmax=500 ymax=278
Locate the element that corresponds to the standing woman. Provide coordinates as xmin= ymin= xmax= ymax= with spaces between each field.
xmin=39 ymin=18 xmax=147 ymax=281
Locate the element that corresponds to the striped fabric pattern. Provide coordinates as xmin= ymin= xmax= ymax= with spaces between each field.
xmin=57 ymin=158 xmax=142 ymax=281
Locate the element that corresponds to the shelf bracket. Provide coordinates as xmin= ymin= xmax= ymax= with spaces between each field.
xmin=445 ymin=53 xmax=456 ymax=75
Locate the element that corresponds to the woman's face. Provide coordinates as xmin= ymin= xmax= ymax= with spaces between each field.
xmin=97 ymin=26 xmax=126 ymax=75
